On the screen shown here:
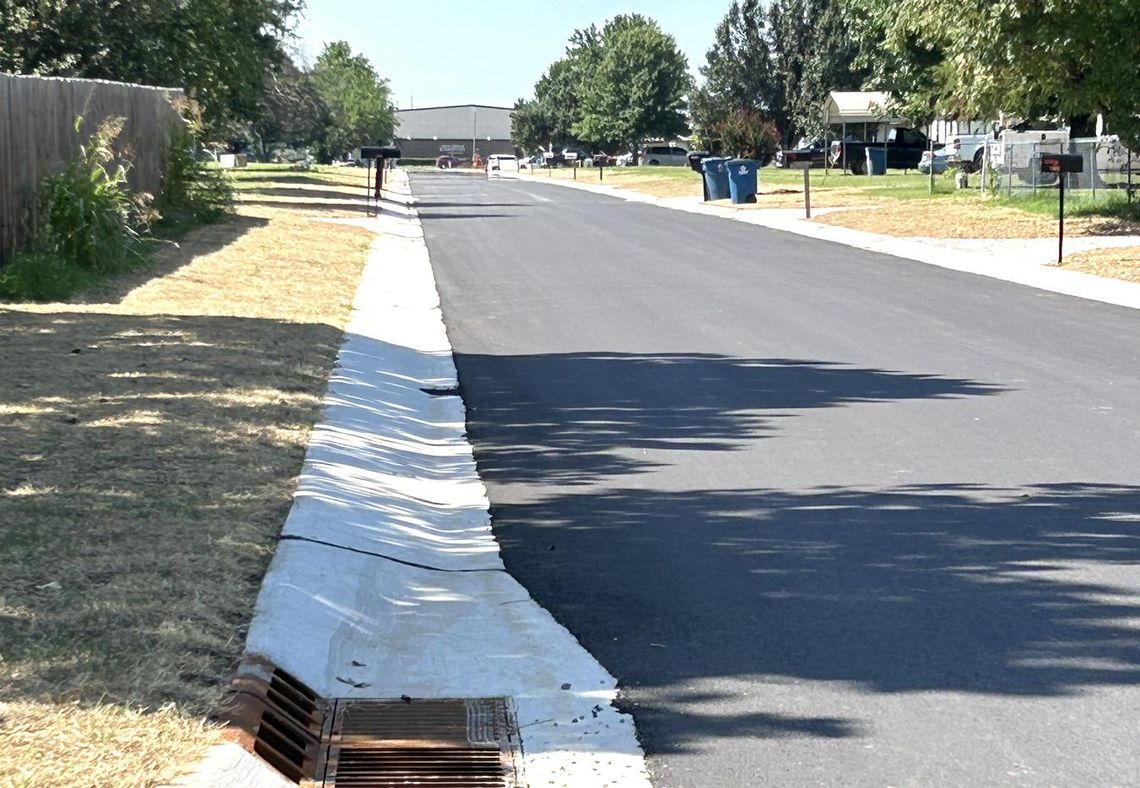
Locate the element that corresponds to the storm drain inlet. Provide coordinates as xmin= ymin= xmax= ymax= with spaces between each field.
xmin=323 ymin=698 xmax=519 ymax=787
xmin=228 ymin=660 xmax=518 ymax=786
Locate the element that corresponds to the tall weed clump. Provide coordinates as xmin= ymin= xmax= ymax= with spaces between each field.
xmin=154 ymin=102 xmax=233 ymax=232
xmin=0 ymin=117 xmax=145 ymax=301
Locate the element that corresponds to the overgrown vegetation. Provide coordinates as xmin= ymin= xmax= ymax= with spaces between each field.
xmin=0 ymin=118 xmax=144 ymax=301
xmin=0 ymin=113 xmax=234 ymax=303
xmin=155 ymin=128 xmax=235 ymax=234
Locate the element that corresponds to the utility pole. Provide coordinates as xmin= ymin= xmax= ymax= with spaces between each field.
xmin=472 ymin=106 xmax=477 ymax=164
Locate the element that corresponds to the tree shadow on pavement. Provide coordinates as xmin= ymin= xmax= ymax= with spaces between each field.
xmin=449 ymin=350 xmax=1140 ymax=754
xmin=455 ymin=352 xmax=1003 ymax=485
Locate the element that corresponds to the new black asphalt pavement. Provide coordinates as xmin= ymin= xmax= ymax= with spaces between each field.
xmin=409 ymin=170 xmax=1140 ymax=786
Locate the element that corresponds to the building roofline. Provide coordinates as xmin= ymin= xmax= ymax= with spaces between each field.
xmin=397 ymin=104 xmax=514 ymax=112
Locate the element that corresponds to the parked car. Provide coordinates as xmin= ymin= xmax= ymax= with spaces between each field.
xmin=1094 ymin=134 xmax=1140 ymax=189
xmin=486 ymin=154 xmax=519 ymax=178
xmin=542 ymin=149 xmax=566 ymax=168
xmin=917 ymin=148 xmax=951 ymax=175
xmin=436 ymin=155 xmax=460 ymax=169
xmin=641 ymin=144 xmax=689 ymax=166
xmin=938 ymin=133 xmax=992 ymax=173
xmin=830 ymin=127 xmax=932 ymax=173
xmin=585 ymin=153 xmax=617 ymax=167
xmin=775 ymin=139 xmax=828 ymax=168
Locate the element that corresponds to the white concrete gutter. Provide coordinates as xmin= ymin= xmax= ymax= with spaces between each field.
xmin=185 ymin=171 xmax=650 ymax=787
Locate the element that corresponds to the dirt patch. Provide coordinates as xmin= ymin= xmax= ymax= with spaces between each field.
xmin=0 ymin=165 xmax=373 ymax=786
xmin=1062 ymin=245 xmax=1140 ymax=284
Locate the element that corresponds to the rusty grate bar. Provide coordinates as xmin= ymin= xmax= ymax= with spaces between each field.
xmin=225 ymin=661 xmax=330 ymax=784
xmin=322 ymin=698 xmax=519 ymax=787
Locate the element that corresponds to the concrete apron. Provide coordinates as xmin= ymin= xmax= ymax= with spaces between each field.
xmin=188 ymin=171 xmax=651 ymax=787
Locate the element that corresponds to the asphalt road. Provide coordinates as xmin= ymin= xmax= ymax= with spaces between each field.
xmin=410 ymin=171 xmax=1140 ymax=787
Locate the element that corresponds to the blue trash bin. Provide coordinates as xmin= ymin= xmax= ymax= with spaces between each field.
xmin=726 ymin=158 xmax=758 ymax=204
xmin=865 ymin=147 xmax=887 ymax=175
xmin=701 ymin=157 xmax=730 ymax=200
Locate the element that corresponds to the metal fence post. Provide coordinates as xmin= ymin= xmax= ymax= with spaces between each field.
xmin=1006 ymin=145 xmax=1012 ymax=198
xmin=1090 ymin=142 xmax=1096 ymax=201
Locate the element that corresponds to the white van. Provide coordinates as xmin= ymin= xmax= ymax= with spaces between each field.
xmin=640 ymin=144 xmax=689 ymax=166
xmin=487 ymin=154 xmax=520 ymax=179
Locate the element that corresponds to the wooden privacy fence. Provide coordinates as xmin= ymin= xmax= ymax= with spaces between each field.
xmin=0 ymin=73 xmax=185 ymax=262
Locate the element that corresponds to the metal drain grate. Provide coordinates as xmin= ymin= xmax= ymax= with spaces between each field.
xmin=322 ymin=698 xmax=519 ymax=787
xmin=226 ymin=663 xmax=329 ymax=784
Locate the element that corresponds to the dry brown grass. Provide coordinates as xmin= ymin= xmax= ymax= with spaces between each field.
xmin=0 ymin=165 xmax=373 ymax=786
xmin=814 ymin=199 xmax=1140 ymax=239
xmin=1061 ymin=245 xmax=1140 ymax=283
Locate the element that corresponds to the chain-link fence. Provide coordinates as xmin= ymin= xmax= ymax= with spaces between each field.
xmin=980 ymin=137 xmax=1138 ymax=200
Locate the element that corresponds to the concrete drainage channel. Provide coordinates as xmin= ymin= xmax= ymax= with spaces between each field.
xmin=185 ymin=171 xmax=651 ymax=788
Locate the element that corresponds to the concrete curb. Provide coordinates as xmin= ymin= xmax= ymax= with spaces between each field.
xmin=186 ymin=170 xmax=651 ymax=787
xmin=519 ymin=173 xmax=1140 ymax=311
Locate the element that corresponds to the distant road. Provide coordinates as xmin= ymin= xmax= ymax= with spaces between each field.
xmin=412 ymin=170 xmax=1140 ymax=787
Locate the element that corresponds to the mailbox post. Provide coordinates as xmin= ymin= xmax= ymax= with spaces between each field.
xmin=1040 ymin=153 xmax=1083 ymax=265
xmin=360 ymin=145 xmax=402 ymax=215
xmin=790 ymin=160 xmax=812 ymax=218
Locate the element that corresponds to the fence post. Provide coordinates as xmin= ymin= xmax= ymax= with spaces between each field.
xmin=1032 ymin=143 xmax=1038 ymax=197
xmin=1090 ymin=142 xmax=1096 ymax=201
xmin=928 ymin=137 xmax=934 ymax=195
xmin=1006 ymin=145 xmax=1012 ymax=198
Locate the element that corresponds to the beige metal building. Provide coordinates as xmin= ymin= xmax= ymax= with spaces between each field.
xmin=395 ymin=104 xmax=515 ymax=160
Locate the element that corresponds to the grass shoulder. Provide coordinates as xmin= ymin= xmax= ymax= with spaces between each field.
xmin=0 ymin=164 xmax=375 ymax=785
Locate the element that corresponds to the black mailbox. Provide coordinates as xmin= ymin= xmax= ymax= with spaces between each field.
xmin=1040 ymin=153 xmax=1083 ymax=174
xmin=360 ymin=145 xmax=402 ymax=160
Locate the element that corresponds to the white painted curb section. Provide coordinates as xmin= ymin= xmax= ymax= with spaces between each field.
xmin=523 ymin=174 xmax=1140 ymax=311
xmin=192 ymin=172 xmax=651 ymax=787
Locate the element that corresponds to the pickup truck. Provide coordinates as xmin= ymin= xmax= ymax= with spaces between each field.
xmin=830 ymin=127 xmax=932 ymax=174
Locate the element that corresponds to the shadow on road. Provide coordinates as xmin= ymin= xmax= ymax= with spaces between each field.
xmin=456 ymin=352 xmax=1003 ymax=485
xmin=451 ymin=350 xmax=1140 ymax=752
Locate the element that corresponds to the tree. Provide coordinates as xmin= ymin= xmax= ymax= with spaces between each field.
xmin=844 ymin=0 xmax=1140 ymax=145
xmin=0 ymin=0 xmax=301 ymax=134
xmin=718 ymin=108 xmax=782 ymax=161
xmin=251 ymin=58 xmax=331 ymax=157
xmin=702 ymin=1 xmax=782 ymax=131
xmin=511 ymin=29 xmax=601 ymax=153
xmin=698 ymin=0 xmax=864 ymax=148
xmin=573 ymin=15 xmax=691 ymax=155
xmin=311 ymin=42 xmax=396 ymax=161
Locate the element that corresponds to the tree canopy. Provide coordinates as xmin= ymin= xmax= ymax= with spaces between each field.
xmin=698 ymin=0 xmax=864 ymax=147
xmin=573 ymin=15 xmax=691 ymax=153
xmin=311 ymin=42 xmax=396 ymax=160
xmin=0 ymin=0 xmax=300 ymax=134
xmin=845 ymin=0 xmax=1140 ymax=144
xmin=512 ymin=15 xmax=690 ymax=155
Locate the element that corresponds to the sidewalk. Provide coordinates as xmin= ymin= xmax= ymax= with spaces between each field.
xmin=520 ymin=173 xmax=1140 ymax=311
xmin=191 ymin=171 xmax=650 ymax=787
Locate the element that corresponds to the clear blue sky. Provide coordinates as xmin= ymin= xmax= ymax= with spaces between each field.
xmin=296 ymin=0 xmax=729 ymax=109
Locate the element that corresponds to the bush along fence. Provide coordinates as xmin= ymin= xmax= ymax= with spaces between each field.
xmin=0 ymin=73 xmax=185 ymax=263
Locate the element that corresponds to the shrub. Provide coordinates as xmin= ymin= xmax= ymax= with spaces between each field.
xmin=34 ymin=116 xmax=145 ymax=274
xmin=0 ymin=250 xmax=94 ymax=301
xmin=716 ymin=109 xmax=781 ymax=164
xmin=155 ymin=127 xmax=234 ymax=231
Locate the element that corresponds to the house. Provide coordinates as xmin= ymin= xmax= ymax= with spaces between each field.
xmin=394 ymin=104 xmax=515 ymax=160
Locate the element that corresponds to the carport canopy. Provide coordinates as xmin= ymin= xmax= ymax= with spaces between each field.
xmin=821 ymin=91 xmax=902 ymax=126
